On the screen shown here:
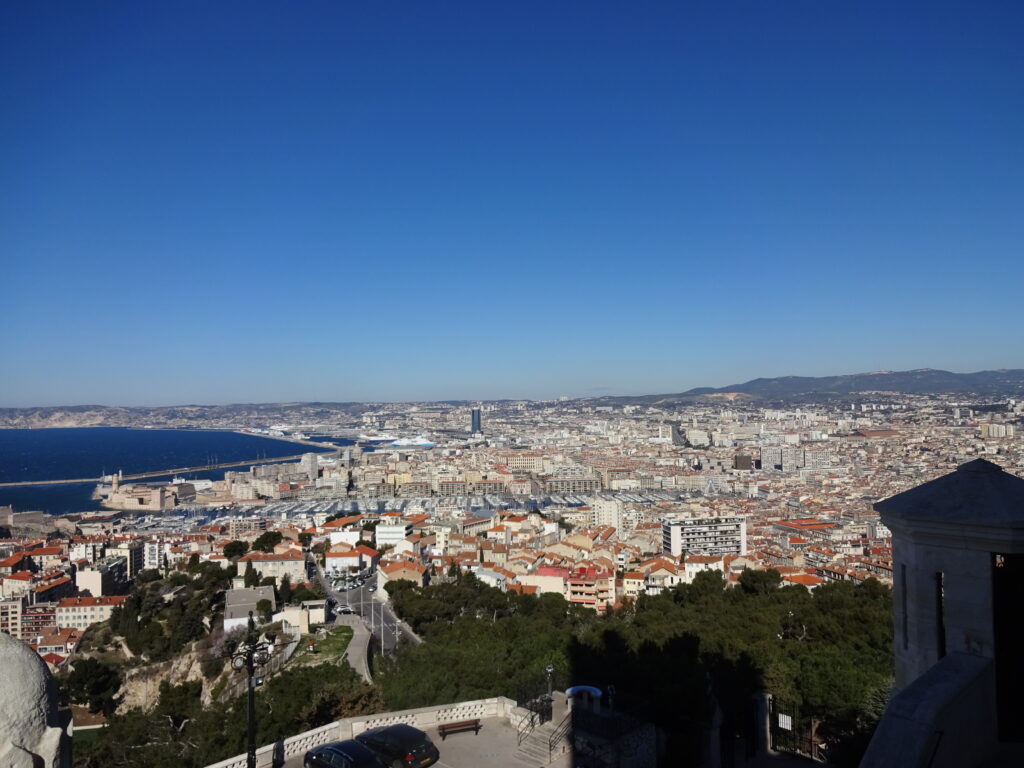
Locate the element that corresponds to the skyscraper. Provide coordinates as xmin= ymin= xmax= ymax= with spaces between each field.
xmin=471 ymin=408 xmax=482 ymax=434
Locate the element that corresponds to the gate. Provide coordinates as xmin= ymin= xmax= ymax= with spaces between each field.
xmin=768 ymin=696 xmax=818 ymax=758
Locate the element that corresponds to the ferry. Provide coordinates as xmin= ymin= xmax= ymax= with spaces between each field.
xmin=358 ymin=433 xmax=397 ymax=443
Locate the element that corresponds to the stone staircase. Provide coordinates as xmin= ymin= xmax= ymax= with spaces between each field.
xmin=516 ymin=714 xmax=572 ymax=766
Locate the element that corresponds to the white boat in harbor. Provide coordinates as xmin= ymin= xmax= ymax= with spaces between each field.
xmin=390 ymin=435 xmax=435 ymax=448
xmin=358 ymin=433 xmax=397 ymax=442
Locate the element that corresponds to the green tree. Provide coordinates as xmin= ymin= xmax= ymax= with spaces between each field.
xmin=243 ymin=561 xmax=260 ymax=588
xmin=65 ymin=658 xmax=122 ymax=715
xmin=278 ymin=574 xmax=293 ymax=605
xmin=252 ymin=531 xmax=283 ymax=553
xmin=223 ymin=540 xmax=249 ymax=559
xmin=738 ymin=567 xmax=782 ymax=595
xmin=256 ymin=599 xmax=274 ymax=624
xmin=298 ymin=532 xmax=313 ymax=548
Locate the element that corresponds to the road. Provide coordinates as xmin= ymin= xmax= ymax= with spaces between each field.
xmin=306 ymin=553 xmax=416 ymax=656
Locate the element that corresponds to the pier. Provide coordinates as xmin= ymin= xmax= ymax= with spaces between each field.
xmin=0 ymin=450 xmax=336 ymax=488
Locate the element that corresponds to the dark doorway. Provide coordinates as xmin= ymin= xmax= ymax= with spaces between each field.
xmin=992 ymin=553 xmax=1024 ymax=742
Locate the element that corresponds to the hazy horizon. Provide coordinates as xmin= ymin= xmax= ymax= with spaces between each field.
xmin=2 ymin=364 xmax=1023 ymax=409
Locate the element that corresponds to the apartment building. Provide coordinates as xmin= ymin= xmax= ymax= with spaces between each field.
xmin=75 ymin=556 xmax=129 ymax=596
xmin=566 ymin=567 xmax=614 ymax=613
xmin=56 ymin=596 xmax=129 ymax=631
xmin=544 ymin=476 xmax=602 ymax=494
xmin=375 ymin=521 xmax=414 ymax=549
xmin=237 ymin=550 xmax=306 ymax=584
xmin=0 ymin=597 xmax=22 ymax=637
xmin=662 ymin=516 xmax=747 ymax=557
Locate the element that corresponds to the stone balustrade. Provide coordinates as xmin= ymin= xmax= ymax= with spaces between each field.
xmin=203 ymin=696 xmax=521 ymax=768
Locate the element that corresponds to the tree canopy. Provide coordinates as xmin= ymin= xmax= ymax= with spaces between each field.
xmin=223 ymin=540 xmax=248 ymax=560
xmin=65 ymin=658 xmax=121 ymax=715
xmin=73 ymin=663 xmax=382 ymax=768
xmin=107 ymin=561 xmax=232 ymax=662
xmin=252 ymin=531 xmax=283 ymax=553
xmin=377 ymin=570 xmax=892 ymax=765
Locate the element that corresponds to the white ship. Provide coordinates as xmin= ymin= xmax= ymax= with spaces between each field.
xmin=390 ymin=435 xmax=435 ymax=448
xmin=358 ymin=433 xmax=398 ymax=442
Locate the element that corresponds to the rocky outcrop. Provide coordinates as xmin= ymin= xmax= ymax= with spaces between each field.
xmin=117 ymin=648 xmax=212 ymax=712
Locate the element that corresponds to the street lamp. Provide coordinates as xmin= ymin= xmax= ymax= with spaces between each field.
xmin=544 ymin=665 xmax=556 ymax=723
xmin=232 ymin=612 xmax=273 ymax=768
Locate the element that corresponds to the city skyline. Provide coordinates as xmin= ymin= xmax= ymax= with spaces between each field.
xmin=1 ymin=365 xmax=1023 ymax=410
xmin=2 ymin=2 xmax=1023 ymax=407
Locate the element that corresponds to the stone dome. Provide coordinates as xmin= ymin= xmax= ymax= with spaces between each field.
xmin=0 ymin=631 xmax=65 ymax=767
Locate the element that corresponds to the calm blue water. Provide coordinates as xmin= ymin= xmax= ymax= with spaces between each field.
xmin=0 ymin=427 xmax=349 ymax=515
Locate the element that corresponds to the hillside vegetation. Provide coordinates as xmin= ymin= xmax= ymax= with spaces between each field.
xmin=378 ymin=571 xmax=892 ymax=766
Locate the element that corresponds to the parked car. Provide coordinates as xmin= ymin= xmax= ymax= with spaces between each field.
xmin=337 ymin=604 xmax=354 ymax=614
xmin=355 ymin=724 xmax=439 ymax=768
xmin=304 ymin=739 xmax=385 ymax=768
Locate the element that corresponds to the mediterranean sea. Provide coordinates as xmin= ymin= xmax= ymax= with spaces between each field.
xmin=0 ymin=427 xmax=348 ymax=515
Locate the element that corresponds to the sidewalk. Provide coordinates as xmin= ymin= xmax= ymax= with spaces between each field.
xmin=333 ymin=614 xmax=372 ymax=683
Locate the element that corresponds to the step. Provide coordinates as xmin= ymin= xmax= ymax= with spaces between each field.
xmin=516 ymin=722 xmax=572 ymax=765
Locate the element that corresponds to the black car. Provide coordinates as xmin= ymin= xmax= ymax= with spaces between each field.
xmin=355 ymin=724 xmax=440 ymax=768
xmin=304 ymin=740 xmax=385 ymax=768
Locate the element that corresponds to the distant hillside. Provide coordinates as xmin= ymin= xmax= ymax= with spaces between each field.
xmin=0 ymin=402 xmax=374 ymax=429
xmin=685 ymin=368 xmax=1024 ymax=398
xmin=3 ymin=368 xmax=1023 ymax=426
xmin=584 ymin=368 xmax=1024 ymax=407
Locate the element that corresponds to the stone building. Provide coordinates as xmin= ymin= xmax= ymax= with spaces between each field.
xmin=862 ymin=459 xmax=1024 ymax=767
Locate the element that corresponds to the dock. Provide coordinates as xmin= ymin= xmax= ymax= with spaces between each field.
xmin=0 ymin=450 xmax=337 ymax=488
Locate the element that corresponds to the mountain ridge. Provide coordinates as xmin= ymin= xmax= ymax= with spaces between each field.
xmin=1 ymin=368 xmax=1022 ymax=427
xmin=584 ymin=368 xmax=1024 ymax=406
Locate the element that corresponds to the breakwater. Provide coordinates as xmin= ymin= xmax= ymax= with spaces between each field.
xmin=0 ymin=451 xmax=333 ymax=488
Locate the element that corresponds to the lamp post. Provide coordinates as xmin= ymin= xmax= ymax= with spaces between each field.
xmin=232 ymin=612 xmax=272 ymax=768
xmin=543 ymin=665 xmax=555 ymax=723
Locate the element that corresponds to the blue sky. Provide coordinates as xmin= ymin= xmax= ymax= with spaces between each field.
xmin=2 ymin=1 xmax=1022 ymax=406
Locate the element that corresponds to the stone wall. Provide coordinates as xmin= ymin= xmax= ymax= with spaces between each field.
xmin=861 ymin=652 xmax=996 ymax=768
xmin=203 ymin=696 xmax=520 ymax=768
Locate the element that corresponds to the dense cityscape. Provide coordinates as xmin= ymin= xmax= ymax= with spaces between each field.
xmin=4 ymin=2 xmax=1023 ymax=766
xmin=1 ymin=379 xmax=1023 ymax=766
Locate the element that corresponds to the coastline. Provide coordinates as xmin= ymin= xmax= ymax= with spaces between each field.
xmin=0 ymin=428 xmax=348 ymax=512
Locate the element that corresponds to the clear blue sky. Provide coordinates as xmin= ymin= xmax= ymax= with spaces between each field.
xmin=2 ymin=1 xmax=1022 ymax=406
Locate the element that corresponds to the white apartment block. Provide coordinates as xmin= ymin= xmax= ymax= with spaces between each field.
xmin=591 ymin=498 xmax=623 ymax=530
xmin=375 ymin=522 xmax=414 ymax=549
xmin=662 ymin=516 xmax=747 ymax=558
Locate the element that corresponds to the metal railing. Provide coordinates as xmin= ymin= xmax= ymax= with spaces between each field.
xmin=548 ymin=710 xmax=572 ymax=760
xmin=515 ymin=691 xmax=553 ymax=745
xmin=517 ymin=708 xmax=540 ymax=746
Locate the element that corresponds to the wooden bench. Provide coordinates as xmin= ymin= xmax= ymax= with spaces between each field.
xmin=437 ymin=719 xmax=481 ymax=740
